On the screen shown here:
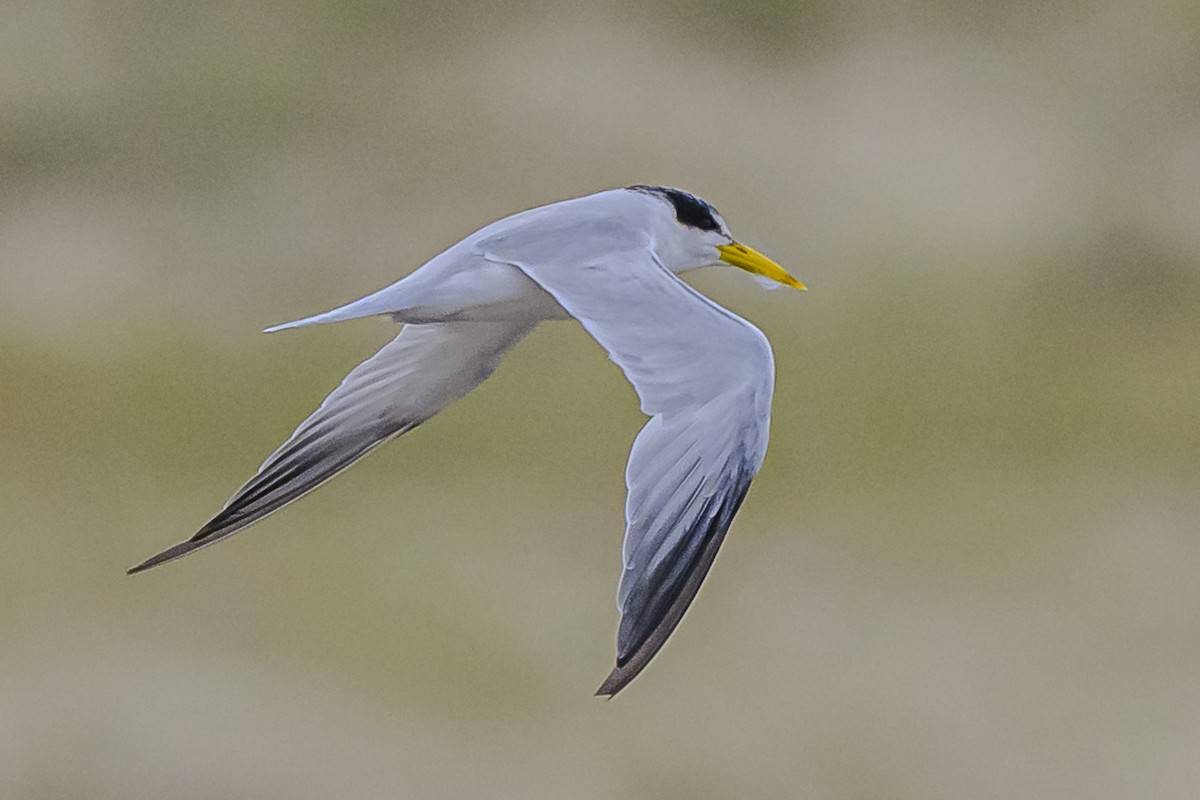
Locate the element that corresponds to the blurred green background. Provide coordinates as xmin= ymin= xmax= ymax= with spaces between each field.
xmin=3 ymin=0 xmax=1199 ymax=797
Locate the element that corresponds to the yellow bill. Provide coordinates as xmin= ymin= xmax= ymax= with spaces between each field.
xmin=717 ymin=242 xmax=806 ymax=290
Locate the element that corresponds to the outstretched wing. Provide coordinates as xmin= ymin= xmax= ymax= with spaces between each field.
xmin=482 ymin=241 xmax=775 ymax=696
xmin=129 ymin=320 xmax=534 ymax=573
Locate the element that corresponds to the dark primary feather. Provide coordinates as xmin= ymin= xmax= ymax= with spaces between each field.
xmin=597 ymin=470 xmax=752 ymax=697
xmin=127 ymin=419 xmax=416 ymax=574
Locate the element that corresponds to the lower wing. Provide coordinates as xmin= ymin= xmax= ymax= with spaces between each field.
xmin=481 ymin=240 xmax=775 ymax=695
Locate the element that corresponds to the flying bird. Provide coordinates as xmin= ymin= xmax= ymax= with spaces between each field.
xmin=129 ymin=186 xmax=805 ymax=695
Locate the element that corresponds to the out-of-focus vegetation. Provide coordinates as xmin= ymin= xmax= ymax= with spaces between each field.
xmin=2 ymin=1 xmax=1199 ymax=797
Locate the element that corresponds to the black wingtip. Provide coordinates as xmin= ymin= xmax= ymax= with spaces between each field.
xmin=126 ymin=538 xmax=205 ymax=575
xmin=595 ymin=474 xmax=753 ymax=698
xmin=595 ymin=665 xmax=634 ymax=698
xmin=595 ymin=642 xmax=662 ymax=697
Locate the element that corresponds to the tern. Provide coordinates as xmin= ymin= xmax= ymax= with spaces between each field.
xmin=130 ymin=185 xmax=805 ymax=695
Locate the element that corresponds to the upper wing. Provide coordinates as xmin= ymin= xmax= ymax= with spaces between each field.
xmin=481 ymin=241 xmax=775 ymax=696
xmin=129 ymin=320 xmax=534 ymax=573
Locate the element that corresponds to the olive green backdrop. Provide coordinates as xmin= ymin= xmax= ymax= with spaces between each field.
xmin=3 ymin=1 xmax=1199 ymax=797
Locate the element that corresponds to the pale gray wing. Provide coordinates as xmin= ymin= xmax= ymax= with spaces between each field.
xmin=129 ymin=320 xmax=534 ymax=573
xmin=482 ymin=242 xmax=775 ymax=696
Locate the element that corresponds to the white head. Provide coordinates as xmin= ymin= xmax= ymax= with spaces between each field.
xmin=627 ymin=185 xmax=805 ymax=289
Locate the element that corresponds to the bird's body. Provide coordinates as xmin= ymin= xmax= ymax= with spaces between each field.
xmin=131 ymin=186 xmax=804 ymax=696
